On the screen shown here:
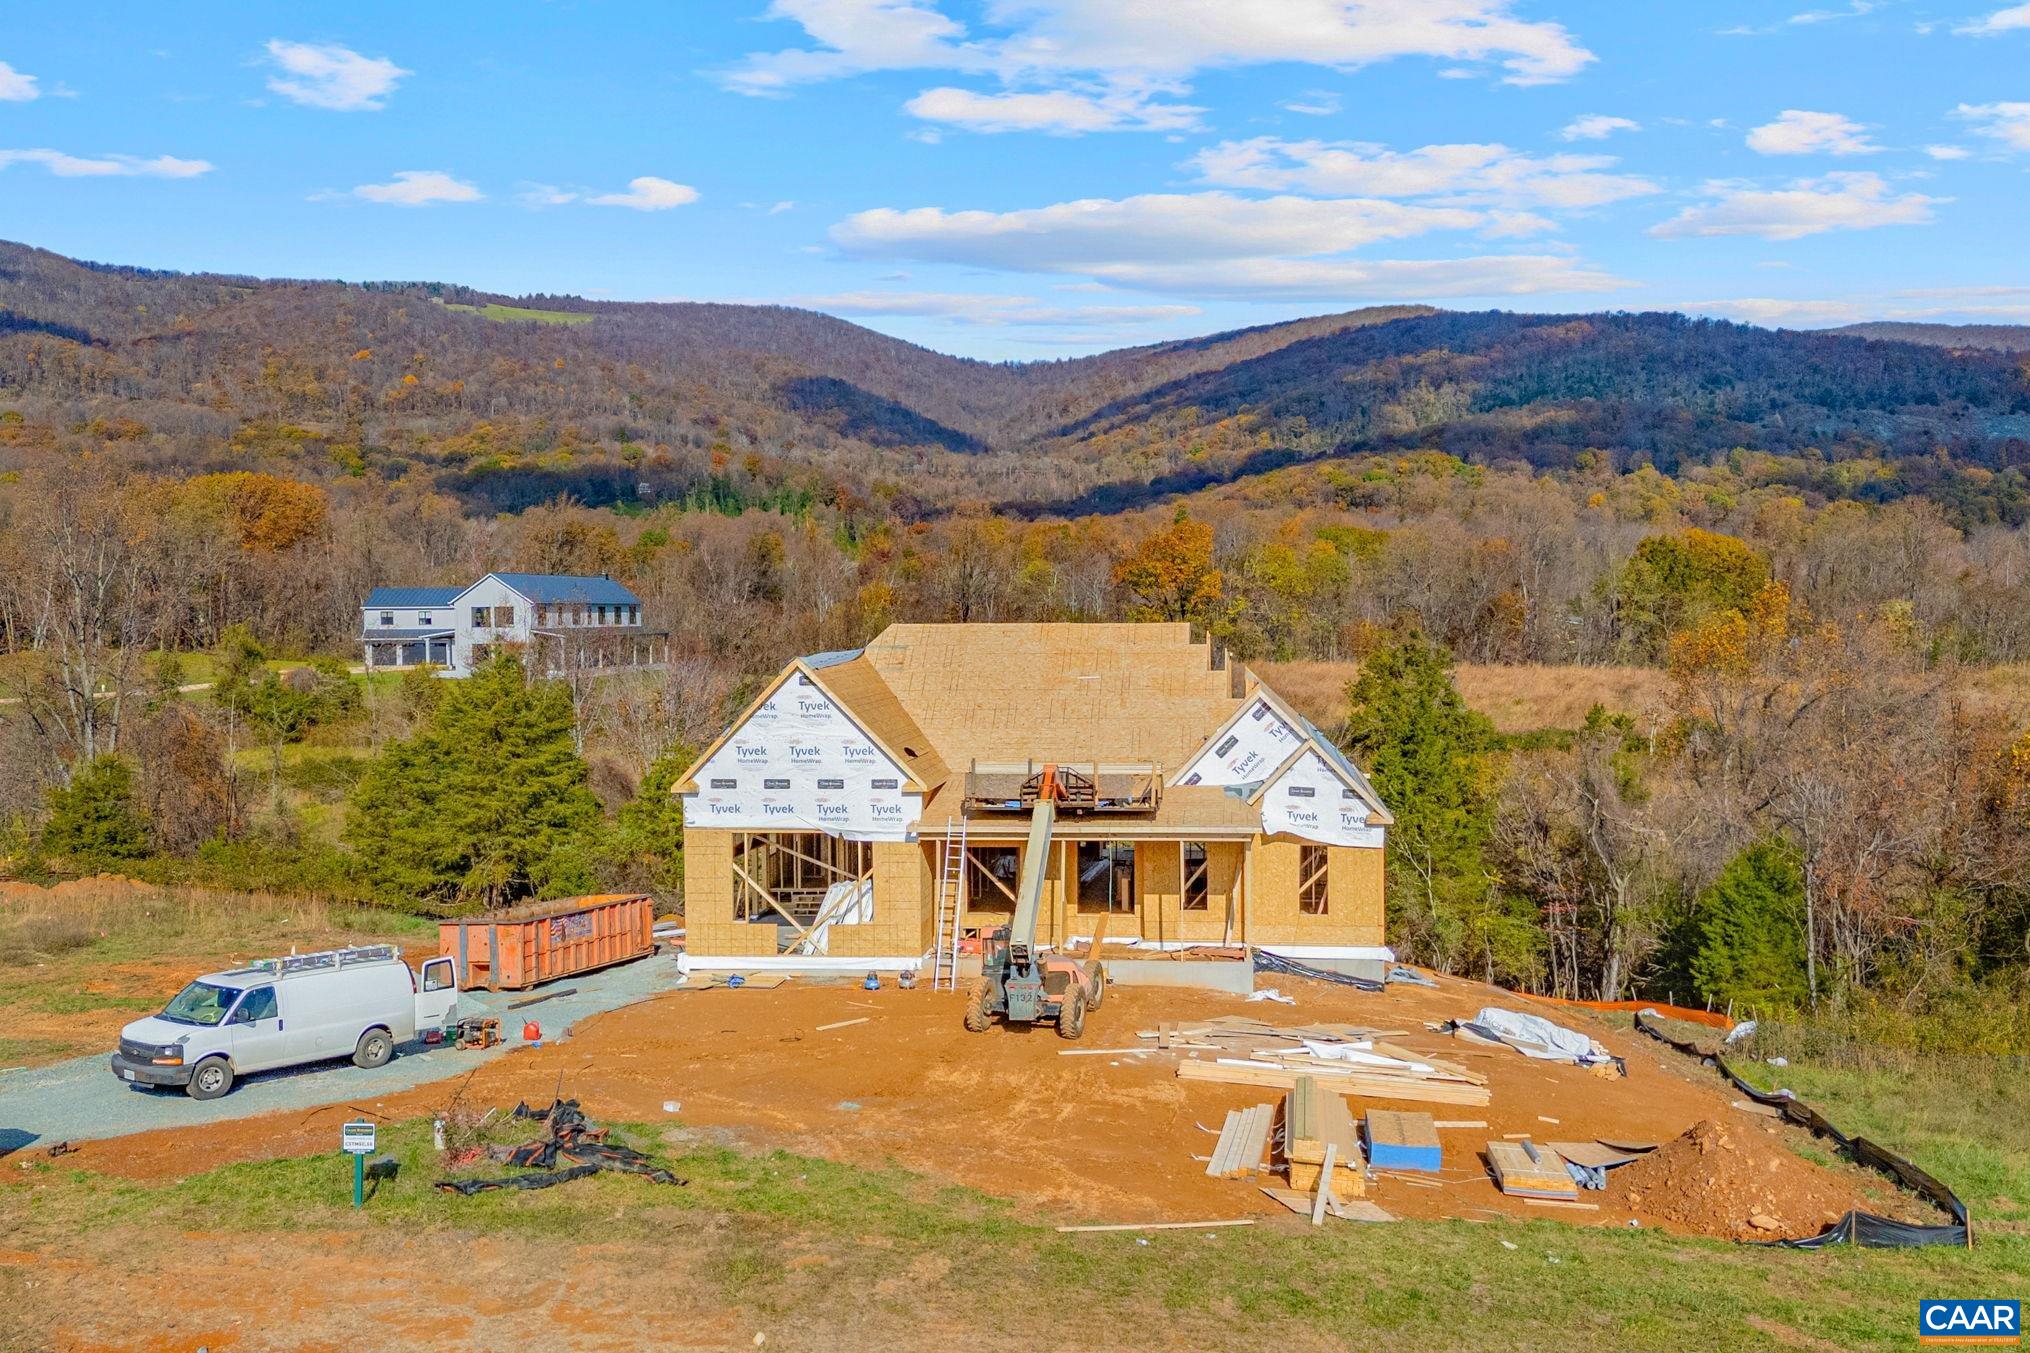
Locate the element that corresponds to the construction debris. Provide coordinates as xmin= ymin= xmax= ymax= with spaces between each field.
xmin=1055 ymin=1220 xmax=1255 ymax=1233
xmin=1445 ymin=1007 xmax=1623 ymax=1074
xmin=434 ymin=1098 xmax=686 ymax=1196
xmin=1259 ymin=1187 xmax=1396 ymax=1222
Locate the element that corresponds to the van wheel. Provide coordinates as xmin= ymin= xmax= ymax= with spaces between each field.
xmin=353 ymin=1029 xmax=394 ymax=1069
xmin=186 ymin=1058 xmax=234 ymax=1100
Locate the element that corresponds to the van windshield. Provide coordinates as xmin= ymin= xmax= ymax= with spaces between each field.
xmin=160 ymin=981 xmax=242 ymax=1027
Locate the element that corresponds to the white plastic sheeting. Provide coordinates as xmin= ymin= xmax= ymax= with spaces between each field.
xmin=1466 ymin=1007 xmax=1612 ymax=1066
xmin=1175 ymin=696 xmax=1304 ymax=787
xmin=680 ymin=676 xmax=921 ymax=840
xmin=1259 ymin=748 xmax=1386 ymax=849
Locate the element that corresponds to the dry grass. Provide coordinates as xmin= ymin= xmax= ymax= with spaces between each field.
xmin=1257 ymin=661 xmax=1670 ymax=734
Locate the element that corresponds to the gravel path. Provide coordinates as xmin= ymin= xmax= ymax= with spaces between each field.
xmin=0 ymin=952 xmax=684 ymax=1153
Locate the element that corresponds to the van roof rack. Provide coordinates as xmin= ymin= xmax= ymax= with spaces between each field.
xmin=236 ymin=944 xmax=401 ymax=978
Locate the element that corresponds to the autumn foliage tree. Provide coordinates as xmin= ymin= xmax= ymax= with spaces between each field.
xmin=1114 ymin=514 xmax=1224 ymax=625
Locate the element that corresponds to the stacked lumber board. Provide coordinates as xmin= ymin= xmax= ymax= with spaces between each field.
xmin=1159 ymin=1014 xmax=1491 ymax=1106
xmin=1485 ymin=1140 xmax=1578 ymax=1200
xmin=1205 ymin=1104 xmax=1275 ymax=1179
xmin=1283 ymin=1076 xmax=1365 ymax=1199
xmin=1144 ymin=1016 xmax=1398 ymax=1052
xmin=1365 ymin=1110 xmax=1442 ymax=1173
xmin=1176 ymin=1056 xmax=1490 ymax=1106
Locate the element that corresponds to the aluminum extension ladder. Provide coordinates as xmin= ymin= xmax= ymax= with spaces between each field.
xmin=931 ymin=818 xmax=969 ymax=991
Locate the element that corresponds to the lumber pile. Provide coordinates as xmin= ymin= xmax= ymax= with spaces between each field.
xmin=1158 ymin=1014 xmax=1490 ymax=1106
xmin=1205 ymin=1104 xmax=1275 ymax=1179
xmin=1282 ymin=1076 xmax=1364 ymax=1199
xmin=1365 ymin=1110 xmax=1442 ymax=1173
xmin=1485 ymin=1139 xmax=1578 ymax=1200
xmin=1176 ymin=1055 xmax=1489 ymax=1107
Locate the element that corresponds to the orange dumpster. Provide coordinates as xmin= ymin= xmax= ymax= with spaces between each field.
xmin=439 ymin=893 xmax=656 ymax=991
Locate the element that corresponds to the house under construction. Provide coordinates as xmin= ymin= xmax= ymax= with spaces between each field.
xmin=674 ymin=623 xmax=1393 ymax=972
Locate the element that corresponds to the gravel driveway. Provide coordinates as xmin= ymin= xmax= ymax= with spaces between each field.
xmin=0 ymin=952 xmax=684 ymax=1153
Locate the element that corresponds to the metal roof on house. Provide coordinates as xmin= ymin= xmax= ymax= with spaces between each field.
xmin=488 ymin=573 xmax=641 ymax=605
xmin=363 ymin=587 xmax=462 ymax=608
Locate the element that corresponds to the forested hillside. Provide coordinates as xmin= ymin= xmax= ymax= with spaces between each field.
xmin=1830 ymin=321 xmax=2030 ymax=353
xmin=5 ymin=238 xmax=2030 ymax=1028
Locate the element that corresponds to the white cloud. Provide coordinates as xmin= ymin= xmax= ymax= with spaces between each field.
xmin=0 ymin=59 xmax=40 ymax=102
xmin=1745 ymin=109 xmax=1881 ymax=155
xmin=1686 ymin=297 xmax=1868 ymax=326
xmin=1925 ymin=144 xmax=1971 ymax=159
xmin=790 ymin=289 xmax=1201 ymax=326
xmin=0 ymin=148 xmax=213 ymax=178
xmin=1956 ymin=101 xmax=2030 ymax=151
xmin=830 ymin=190 xmax=1623 ymax=299
xmin=836 ymin=192 xmax=1483 ymax=267
xmin=1691 ymin=286 xmax=2030 ymax=328
xmin=1650 ymin=172 xmax=1937 ymax=240
xmin=519 ymin=183 xmax=579 ymax=206
xmin=906 ymin=85 xmax=1200 ymax=134
xmin=1561 ymin=114 xmax=1639 ymax=141
xmin=1281 ymin=90 xmax=1342 ymax=116
xmin=720 ymin=0 xmax=1594 ymax=109
xmin=1188 ymin=137 xmax=1658 ymax=210
xmin=585 ymin=175 xmax=699 ymax=210
xmin=1074 ymin=253 xmax=1623 ymax=300
xmin=768 ymin=200 xmax=796 ymax=214
xmin=264 ymin=40 xmax=409 ymax=111
xmin=1954 ymin=3 xmax=2030 ymax=34
xmin=351 ymin=169 xmax=482 ymax=205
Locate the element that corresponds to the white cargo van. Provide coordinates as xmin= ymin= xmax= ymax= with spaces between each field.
xmin=110 ymin=944 xmax=460 ymax=1100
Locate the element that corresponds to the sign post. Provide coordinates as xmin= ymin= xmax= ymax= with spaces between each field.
xmin=342 ymin=1120 xmax=377 ymax=1208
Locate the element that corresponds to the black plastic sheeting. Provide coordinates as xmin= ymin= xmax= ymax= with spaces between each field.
xmin=1634 ymin=1010 xmax=1970 ymax=1249
xmin=434 ymin=1098 xmax=686 ymax=1196
xmin=1251 ymin=950 xmax=1385 ymax=992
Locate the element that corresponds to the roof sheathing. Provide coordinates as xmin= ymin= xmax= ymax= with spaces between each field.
xmin=859 ymin=622 xmax=1246 ymax=775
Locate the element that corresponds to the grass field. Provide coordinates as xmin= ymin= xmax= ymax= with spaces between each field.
xmin=3 ymin=1110 xmax=2024 ymax=1350
xmin=443 ymin=301 xmax=596 ymax=325
xmin=0 ymin=881 xmax=429 ymax=1066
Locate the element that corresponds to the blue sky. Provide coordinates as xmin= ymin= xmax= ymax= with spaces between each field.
xmin=2 ymin=1 xmax=2027 ymax=358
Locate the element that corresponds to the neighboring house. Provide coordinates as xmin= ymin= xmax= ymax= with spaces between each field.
xmin=360 ymin=572 xmax=665 ymax=677
xmin=675 ymin=622 xmax=1393 ymax=972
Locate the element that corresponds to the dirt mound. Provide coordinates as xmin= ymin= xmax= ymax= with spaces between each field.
xmin=1613 ymin=1118 xmax=1859 ymax=1241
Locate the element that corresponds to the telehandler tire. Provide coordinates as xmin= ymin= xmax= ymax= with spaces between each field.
xmin=1085 ymin=963 xmax=1105 ymax=1010
xmin=1058 ymin=989 xmax=1086 ymax=1040
xmin=964 ymin=978 xmax=995 ymax=1033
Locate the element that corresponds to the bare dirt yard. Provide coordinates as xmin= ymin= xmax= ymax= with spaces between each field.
xmin=0 ymin=968 xmax=1999 ymax=1353
xmin=52 ymin=970 xmax=1909 ymax=1236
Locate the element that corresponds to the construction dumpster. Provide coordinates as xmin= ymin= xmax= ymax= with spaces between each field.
xmin=439 ymin=893 xmax=656 ymax=991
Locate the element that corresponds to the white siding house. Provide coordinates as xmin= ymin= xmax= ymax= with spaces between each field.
xmin=360 ymin=573 xmax=663 ymax=677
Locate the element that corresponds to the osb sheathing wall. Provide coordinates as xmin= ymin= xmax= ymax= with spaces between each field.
xmin=681 ymin=828 xmax=933 ymax=958
xmin=1250 ymin=839 xmax=1386 ymax=947
xmin=684 ymin=826 xmax=1383 ymax=956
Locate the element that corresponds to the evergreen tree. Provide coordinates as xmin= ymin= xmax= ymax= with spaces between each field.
xmin=41 ymin=756 xmax=151 ymax=868
xmin=605 ymin=750 xmax=688 ymax=897
xmin=1342 ymin=632 xmax=1527 ymax=977
xmin=345 ymin=656 xmax=602 ymax=911
xmin=1691 ymin=838 xmax=1809 ymax=1014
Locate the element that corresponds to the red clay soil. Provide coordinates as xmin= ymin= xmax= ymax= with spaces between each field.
xmin=1613 ymin=1118 xmax=1863 ymax=1242
xmin=52 ymin=970 xmax=1901 ymax=1241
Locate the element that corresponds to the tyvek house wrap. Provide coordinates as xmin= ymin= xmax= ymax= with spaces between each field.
xmin=680 ymin=677 xmax=921 ymax=841
xmin=1259 ymin=748 xmax=1385 ymax=849
xmin=1175 ymin=695 xmax=1304 ymax=787
xmin=1176 ymin=696 xmax=1383 ymax=849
